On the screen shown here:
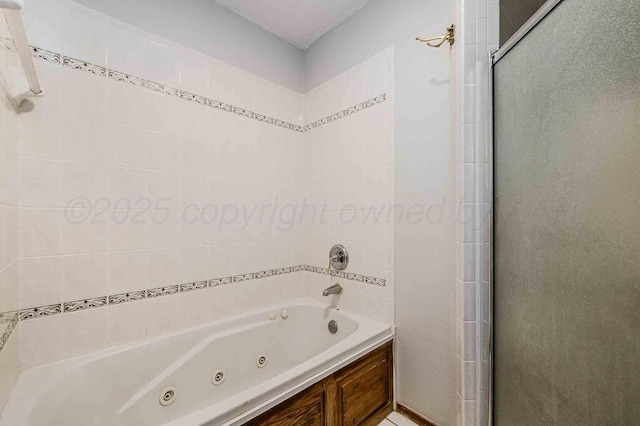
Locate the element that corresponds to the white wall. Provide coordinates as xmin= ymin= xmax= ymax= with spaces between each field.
xmin=305 ymin=1 xmax=456 ymax=424
xmin=49 ymin=0 xmax=305 ymax=92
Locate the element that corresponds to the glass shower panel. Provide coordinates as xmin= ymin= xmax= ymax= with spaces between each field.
xmin=493 ymin=0 xmax=640 ymax=424
xmin=499 ymin=0 xmax=548 ymax=45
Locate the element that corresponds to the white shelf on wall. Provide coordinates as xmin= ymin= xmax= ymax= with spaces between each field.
xmin=0 ymin=0 xmax=43 ymax=104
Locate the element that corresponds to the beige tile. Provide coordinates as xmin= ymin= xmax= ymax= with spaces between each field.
xmin=363 ymin=243 xmax=389 ymax=279
xmin=0 ymin=263 xmax=18 ymax=314
xmin=178 ymin=247 xmax=210 ymax=284
xmin=5 ymin=206 xmax=19 ymax=265
xmin=106 ymin=301 xmax=147 ymax=347
xmin=144 ymin=295 xmax=180 ymax=339
xmin=149 ymin=91 xmax=184 ymax=136
xmin=62 ymin=253 xmax=108 ymax=301
xmin=108 ymin=167 xmax=146 ymax=202
xmin=146 ymin=248 xmax=179 ymax=289
xmin=61 ymin=162 xmax=109 ymax=205
xmin=61 ymin=67 xmax=108 ymax=120
xmin=146 ymin=210 xmax=179 ymax=249
xmin=388 ymin=411 xmax=421 ymax=426
xmin=106 ymin=210 xmax=147 ymax=252
xmin=18 ymin=158 xmax=61 ymax=207
xmin=19 ymin=257 xmax=62 ymax=309
xmin=179 ymin=174 xmax=209 ymax=210
xmin=20 ymin=315 xmax=63 ymax=369
xmin=146 ymin=132 xmax=180 ymax=173
xmin=103 ymin=124 xmax=148 ymax=169
xmin=17 ymin=110 xmax=62 ymax=160
xmin=178 ymin=215 xmax=210 ymax=248
xmin=146 ymin=171 xmax=179 ymax=210
xmin=61 ymin=307 xmax=108 ymax=358
xmin=60 ymin=210 xmax=108 ymax=254
xmin=208 ymin=244 xmax=234 ymax=278
xmin=105 ymin=79 xmax=155 ymax=130
xmin=60 ymin=115 xmax=110 ymax=165
xmin=107 ymin=251 xmax=147 ymax=294
xmin=178 ymin=137 xmax=210 ymax=176
xmin=0 ymin=155 xmax=18 ymax=209
xmin=19 ymin=208 xmax=62 ymax=258
xmin=178 ymin=289 xmax=216 ymax=329
xmin=0 ymin=329 xmax=19 ymax=411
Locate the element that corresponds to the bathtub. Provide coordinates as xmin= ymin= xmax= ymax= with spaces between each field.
xmin=1 ymin=298 xmax=393 ymax=426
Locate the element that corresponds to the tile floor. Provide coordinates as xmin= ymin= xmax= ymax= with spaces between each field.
xmin=378 ymin=411 xmax=420 ymax=426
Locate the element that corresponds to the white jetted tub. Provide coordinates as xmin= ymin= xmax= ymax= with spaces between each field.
xmin=1 ymin=299 xmax=393 ymax=426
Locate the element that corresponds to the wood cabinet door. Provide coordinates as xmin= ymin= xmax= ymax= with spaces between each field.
xmin=335 ymin=344 xmax=393 ymax=426
xmin=245 ymin=382 xmax=328 ymax=426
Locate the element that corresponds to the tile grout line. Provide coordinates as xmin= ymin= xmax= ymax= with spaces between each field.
xmin=0 ymin=38 xmax=387 ymax=134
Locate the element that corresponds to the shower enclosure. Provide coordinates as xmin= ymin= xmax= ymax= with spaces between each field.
xmin=491 ymin=0 xmax=640 ymax=424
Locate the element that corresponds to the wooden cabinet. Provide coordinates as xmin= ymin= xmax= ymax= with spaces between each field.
xmin=245 ymin=381 xmax=329 ymax=426
xmin=245 ymin=341 xmax=393 ymax=426
xmin=335 ymin=345 xmax=392 ymax=426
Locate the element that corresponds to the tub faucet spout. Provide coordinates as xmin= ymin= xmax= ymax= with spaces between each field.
xmin=322 ymin=284 xmax=343 ymax=296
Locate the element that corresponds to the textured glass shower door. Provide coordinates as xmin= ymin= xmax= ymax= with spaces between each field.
xmin=492 ymin=0 xmax=640 ymax=424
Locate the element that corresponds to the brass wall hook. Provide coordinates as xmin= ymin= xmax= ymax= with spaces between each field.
xmin=416 ymin=24 xmax=455 ymax=47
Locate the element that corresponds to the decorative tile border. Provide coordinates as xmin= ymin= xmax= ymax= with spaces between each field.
xmin=62 ymin=56 xmax=106 ymax=76
xmin=9 ymin=264 xmax=385 ymax=323
xmin=179 ymin=281 xmax=208 ymax=292
xmin=64 ymin=296 xmax=108 ymax=313
xmin=210 ymin=277 xmax=232 ymax=287
xmin=301 ymin=94 xmax=387 ymax=132
xmin=18 ymin=303 xmax=62 ymax=321
xmin=147 ymin=285 xmax=179 ymax=298
xmin=1 ymin=39 xmax=387 ymax=134
xmin=107 ymin=292 xmax=145 ymax=306
xmin=300 ymin=264 xmax=387 ymax=287
xmin=0 ymin=311 xmax=19 ymax=353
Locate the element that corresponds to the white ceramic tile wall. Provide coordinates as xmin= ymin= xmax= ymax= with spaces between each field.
xmin=303 ymin=49 xmax=395 ymax=325
xmin=454 ymin=0 xmax=498 ymax=424
xmin=10 ymin=0 xmax=394 ymax=375
xmin=14 ymin=0 xmax=308 ymax=369
xmin=0 ymin=18 xmax=20 ymax=413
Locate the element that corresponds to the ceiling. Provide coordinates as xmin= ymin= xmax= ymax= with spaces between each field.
xmin=213 ymin=0 xmax=372 ymax=49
